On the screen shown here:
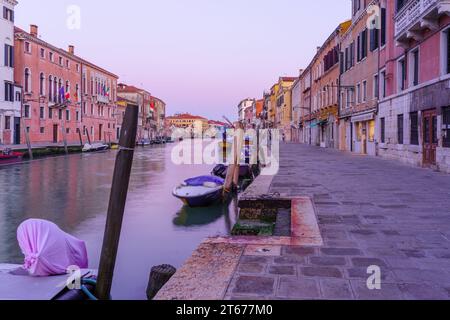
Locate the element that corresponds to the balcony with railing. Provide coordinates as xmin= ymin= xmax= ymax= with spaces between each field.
xmin=395 ymin=0 xmax=450 ymax=44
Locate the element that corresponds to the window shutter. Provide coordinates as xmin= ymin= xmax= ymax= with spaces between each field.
xmin=381 ymin=8 xmax=386 ymax=46
xmin=447 ymin=31 xmax=450 ymax=74
xmin=11 ymin=9 xmax=14 ymax=22
xmin=3 ymin=6 xmax=6 ymax=19
xmin=4 ymin=44 xmax=7 ymax=67
xmin=10 ymin=45 xmax=14 ymax=67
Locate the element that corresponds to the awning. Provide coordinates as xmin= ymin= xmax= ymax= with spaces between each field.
xmin=351 ymin=112 xmax=375 ymax=123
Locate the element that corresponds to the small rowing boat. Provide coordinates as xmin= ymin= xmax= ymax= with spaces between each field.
xmin=173 ymin=176 xmax=224 ymax=207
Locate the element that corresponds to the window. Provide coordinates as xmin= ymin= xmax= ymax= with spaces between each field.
xmin=381 ymin=70 xmax=386 ymax=97
xmin=24 ymin=68 xmax=31 ymax=93
xmin=370 ymin=27 xmax=379 ymax=51
xmin=24 ymin=105 xmax=30 ymax=118
xmin=398 ymin=58 xmax=406 ymax=91
xmin=359 ymin=29 xmax=368 ymax=60
xmin=398 ymin=114 xmax=404 ymax=144
xmin=76 ymin=64 xmax=80 ymax=72
xmin=4 ymin=44 xmax=14 ymax=67
xmin=350 ymin=42 xmax=355 ymax=68
xmin=4 ymin=116 xmax=10 ymax=130
xmin=25 ymin=42 xmax=31 ymax=54
xmin=48 ymin=76 xmax=53 ymax=101
xmin=356 ymin=83 xmax=361 ymax=104
xmin=59 ymin=56 xmax=63 ymax=66
xmin=40 ymin=48 xmax=45 ymax=58
xmin=374 ymin=74 xmax=379 ymax=99
xmin=381 ymin=8 xmax=387 ymax=46
xmin=362 ymin=80 xmax=367 ymax=102
xmin=66 ymin=128 xmax=70 ymax=134
xmin=66 ymin=110 xmax=70 ymax=121
xmin=76 ymin=111 xmax=80 ymax=121
xmin=410 ymin=112 xmax=419 ymax=145
xmin=58 ymin=109 xmax=62 ymax=120
xmin=66 ymin=60 xmax=70 ymax=68
xmin=3 ymin=6 xmax=14 ymax=22
xmin=446 ymin=30 xmax=450 ymax=74
xmin=4 ymin=82 xmax=14 ymax=102
xmin=357 ymin=35 xmax=361 ymax=62
xmin=49 ymin=108 xmax=53 ymax=119
xmin=49 ymin=52 xmax=54 ymax=62
xmin=39 ymin=73 xmax=45 ymax=96
xmin=40 ymin=127 xmax=45 ymax=134
xmin=15 ymin=91 xmax=21 ymax=102
xmin=411 ymin=49 xmax=419 ymax=86
xmin=380 ymin=118 xmax=385 ymax=143
xmin=443 ymin=107 xmax=450 ymax=148
xmin=39 ymin=106 xmax=45 ymax=119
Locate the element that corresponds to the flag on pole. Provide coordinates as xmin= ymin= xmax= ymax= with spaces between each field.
xmin=59 ymin=87 xmax=65 ymax=102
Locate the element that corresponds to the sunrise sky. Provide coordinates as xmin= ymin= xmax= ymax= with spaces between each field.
xmin=15 ymin=0 xmax=350 ymax=121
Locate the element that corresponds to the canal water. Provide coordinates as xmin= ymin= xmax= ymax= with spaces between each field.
xmin=0 ymin=143 xmax=237 ymax=300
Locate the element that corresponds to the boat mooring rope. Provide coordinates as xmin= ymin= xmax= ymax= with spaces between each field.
xmin=80 ymin=278 xmax=99 ymax=301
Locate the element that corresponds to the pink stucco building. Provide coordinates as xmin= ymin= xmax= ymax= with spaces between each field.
xmin=377 ymin=0 xmax=450 ymax=173
xmin=14 ymin=25 xmax=118 ymax=145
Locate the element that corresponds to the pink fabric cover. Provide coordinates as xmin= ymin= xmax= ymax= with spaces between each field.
xmin=17 ymin=219 xmax=88 ymax=277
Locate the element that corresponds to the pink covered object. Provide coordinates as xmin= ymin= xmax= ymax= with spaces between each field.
xmin=17 ymin=219 xmax=88 ymax=277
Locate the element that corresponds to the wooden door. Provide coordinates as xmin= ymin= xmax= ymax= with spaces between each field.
xmin=423 ymin=110 xmax=438 ymax=166
xmin=53 ymin=124 xmax=58 ymax=143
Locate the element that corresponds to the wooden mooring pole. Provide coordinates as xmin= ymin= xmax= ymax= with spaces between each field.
xmin=86 ymin=130 xmax=92 ymax=145
xmin=24 ymin=126 xmax=33 ymax=160
xmin=78 ymin=128 xmax=83 ymax=147
xmin=95 ymin=105 xmax=138 ymax=300
xmin=61 ymin=120 xmax=69 ymax=155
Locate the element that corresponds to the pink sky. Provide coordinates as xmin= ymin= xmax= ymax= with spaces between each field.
xmin=15 ymin=0 xmax=350 ymax=121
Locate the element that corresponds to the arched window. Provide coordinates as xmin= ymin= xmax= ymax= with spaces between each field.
xmin=39 ymin=73 xmax=45 ymax=96
xmin=24 ymin=68 xmax=31 ymax=93
xmin=48 ymin=76 xmax=53 ymax=101
xmin=58 ymin=79 xmax=62 ymax=103
xmin=53 ymin=78 xmax=58 ymax=103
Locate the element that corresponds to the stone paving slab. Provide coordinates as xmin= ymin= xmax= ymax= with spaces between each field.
xmin=227 ymin=144 xmax=450 ymax=300
xmin=155 ymin=243 xmax=244 ymax=300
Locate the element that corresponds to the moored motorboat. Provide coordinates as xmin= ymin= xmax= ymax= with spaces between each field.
xmin=0 ymin=149 xmax=24 ymax=161
xmin=173 ymin=176 xmax=224 ymax=207
xmin=82 ymin=143 xmax=110 ymax=153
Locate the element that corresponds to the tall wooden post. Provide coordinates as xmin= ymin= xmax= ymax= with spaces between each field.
xmin=22 ymin=118 xmax=33 ymax=160
xmin=222 ymin=131 xmax=227 ymax=164
xmin=86 ymin=129 xmax=92 ymax=145
xmin=95 ymin=105 xmax=138 ymax=300
xmin=78 ymin=128 xmax=83 ymax=147
xmin=24 ymin=128 xmax=33 ymax=160
xmin=61 ymin=120 xmax=69 ymax=155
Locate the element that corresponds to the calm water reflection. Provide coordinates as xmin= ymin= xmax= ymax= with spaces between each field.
xmin=0 ymin=143 xmax=237 ymax=300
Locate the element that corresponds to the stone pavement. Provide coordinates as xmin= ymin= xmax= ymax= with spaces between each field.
xmin=226 ymin=143 xmax=450 ymax=300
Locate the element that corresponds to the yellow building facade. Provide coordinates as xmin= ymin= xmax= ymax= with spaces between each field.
xmin=277 ymin=77 xmax=297 ymax=140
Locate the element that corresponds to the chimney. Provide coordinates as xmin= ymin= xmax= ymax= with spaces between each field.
xmin=68 ymin=45 xmax=75 ymax=55
xmin=30 ymin=25 xmax=38 ymax=37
